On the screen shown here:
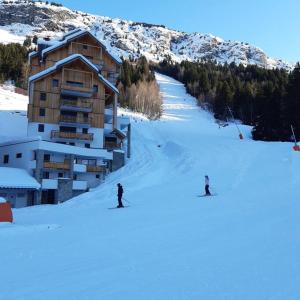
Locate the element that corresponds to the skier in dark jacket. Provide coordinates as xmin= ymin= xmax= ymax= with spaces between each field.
xmin=117 ymin=183 xmax=124 ymax=208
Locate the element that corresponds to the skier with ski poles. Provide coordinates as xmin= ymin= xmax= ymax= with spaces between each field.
xmin=117 ymin=183 xmax=124 ymax=208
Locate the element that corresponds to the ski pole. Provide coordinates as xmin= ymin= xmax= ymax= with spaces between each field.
xmin=123 ymin=198 xmax=131 ymax=204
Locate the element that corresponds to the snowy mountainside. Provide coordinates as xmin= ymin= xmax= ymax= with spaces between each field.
xmin=0 ymin=0 xmax=293 ymax=69
xmin=0 ymin=73 xmax=299 ymax=299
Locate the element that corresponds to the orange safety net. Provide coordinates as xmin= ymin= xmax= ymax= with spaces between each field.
xmin=0 ymin=202 xmax=13 ymax=223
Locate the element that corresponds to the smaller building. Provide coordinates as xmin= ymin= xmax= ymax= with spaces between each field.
xmin=0 ymin=167 xmax=40 ymax=208
xmin=0 ymin=137 xmax=113 ymax=207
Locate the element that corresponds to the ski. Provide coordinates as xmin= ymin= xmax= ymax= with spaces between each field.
xmin=108 ymin=205 xmax=130 ymax=209
xmin=197 ymin=194 xmax=217 ymax=197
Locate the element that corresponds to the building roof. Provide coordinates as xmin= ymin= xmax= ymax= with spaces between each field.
xmin=0 ymin=167 xmax=40 ymax=189
xmin=28 ymin=54 xmax=119 ymax=94
xmin=38 ymin=141 xmax=113 ymax=160
xmin=0 ymin=137 xmax=113 ymax=160
xmin=29 ymin=29 xmax=122 ymax=65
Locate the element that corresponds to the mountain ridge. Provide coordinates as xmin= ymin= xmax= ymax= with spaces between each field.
xmin=0 ymin=0 xmax=293 ymax=70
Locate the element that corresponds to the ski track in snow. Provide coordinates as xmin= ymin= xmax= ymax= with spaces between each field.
xmin=1 ymin=74 xmax=300 ymax=300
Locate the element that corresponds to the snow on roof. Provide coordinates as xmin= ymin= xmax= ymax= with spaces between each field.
xmin=61 ymin=28 xmax=83 ymax=40
xmin=41 ymin=29 xmax=122 ymax=65
xmin=28 ymin=54 xmax=119 ymax=94
xmin=0 ymin=167 xmax=40 ymax=189
xmin=0 ymin=137 xmax=40 ymax=148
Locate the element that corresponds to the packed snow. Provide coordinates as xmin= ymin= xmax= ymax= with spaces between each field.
xmin=0 ymin=74 xmax=300 ymax=299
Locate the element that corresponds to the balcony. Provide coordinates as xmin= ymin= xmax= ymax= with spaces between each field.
xmin=73 ymin=180 xmax=87 ymax=190
xmin=61 ymin=99 xmax=92 ymax=112
xmin=44 ymin=160 xmax=71 ymax=171
xmin=51 ymin=131 xmax=93 ymax=141
xmin=105 ymin=141 xmax=121 ymax=150
xmin=86 ymin=165 xmax=105 ymax=173
xmin=61 ymin=68 xmax=93 ymax=97
xmin=59 ymin=115 xmax=92 ymax=126
xmin=74 ymin=164 xmax=87 ymax=173
xmin=42 ymin=179 xmax=58 ymax=189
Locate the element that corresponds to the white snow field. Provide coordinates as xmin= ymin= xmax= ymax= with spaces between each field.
xmin=1 ymin=74 xmax=300 ymax=300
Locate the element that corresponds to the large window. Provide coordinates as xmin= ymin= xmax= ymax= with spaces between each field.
xmin=3 ymin=154 xmax=9 ymax=164
xmin=40 ymin=92 xmax=46 ymax=101
xmin=16 ymin=153 xmax=22 ymax=159
xmin=39 ymin=108 xmax=45 ymax=117
xmin=52 ymin=79 xmax=59 ymax=87
xmin=38 ymin=124 xmax=44 ymax=132
xmin=93 ymin=85 xmax=98 ymax=93
xmin=66 ymin=81 xmax=84 ymax=88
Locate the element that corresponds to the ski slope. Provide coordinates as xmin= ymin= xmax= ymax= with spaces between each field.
xmin=1 ymin=74 xmax=300 ymax=300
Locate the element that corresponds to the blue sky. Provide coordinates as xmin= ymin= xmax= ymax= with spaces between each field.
xmin=59 ymin=0 xmax=299 ymax=62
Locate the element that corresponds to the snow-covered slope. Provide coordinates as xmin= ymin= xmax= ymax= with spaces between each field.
xmin=1 ymin=74 xmax=299 ymax=299
xmin=0 ymin=0 xmax=293 ymax=69
xmin=0 ymin=84 xmax=28 ymax=142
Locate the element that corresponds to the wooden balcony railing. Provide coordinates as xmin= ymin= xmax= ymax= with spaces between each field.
xmin=86 ymin=165 xmax=105 ymax=173
xmin=44 ymin=160 xmax=70 ymax=170
xmin=61 ymin=68 xmax=93 ymax=94
xmin=51 ymin=131 xmax=93 ymax=141
xmin=60 ymin=115 xmax=92 ymax=124
xmin=105 ymin=141 xmax=121 ymax=149
xmin=61 ymin=99 xmax=92 ymax=110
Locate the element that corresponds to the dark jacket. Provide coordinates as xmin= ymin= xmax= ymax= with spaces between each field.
xmin=118 ymin=185 xmax=123 ymax=197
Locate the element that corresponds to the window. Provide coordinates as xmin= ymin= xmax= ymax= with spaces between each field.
xmin=83 ymin=44 xmax=88 ymax=50
xmin=73 ymin=174 xmax=77 ymax=180
xmin=69 ymin=142 xmax=75 ymax=146
xmin=17 ymin=193 xmax=25 ymax=198
xmin=58 ymin=173 xmax=63 ymax=178
xmin=82 ymin=128 xmax=88 ymax=134
xmin=96 ymin=174 xmax=100 ymax=179
xmin=44 ymin=154 xmax=50 ymax=162
xmin=60 ymin=126 xmax=76 ymax=133
xmin=40 ymin=92 xmax=46 ymax=101
xmin=16 ymin=153 xmax=22 ymax=159
xmin=39 ymin=108 xmax=45 ymax=117
xmin=43 ymin=172 xmax=49 ymax=179
xmin=66 ymin=81 xmax=83 ymax=87
xmin=85 ymin=143 xmax=90 ymax=148
xmin=38 ymin=124 xmax=44 ymax=132
xmin=93 ymin=85 xmax=98 ymax=93
xmin=3 ymin=154 xmax=9 ymax=164
xmin=52 ymin=79 xmax=59 ymax=87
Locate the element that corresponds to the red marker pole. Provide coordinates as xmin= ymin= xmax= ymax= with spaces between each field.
xmin=291 ymin=125 xmax=300 ymax=151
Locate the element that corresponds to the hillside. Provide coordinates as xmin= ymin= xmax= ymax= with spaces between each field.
xmin=0 ymin=74 xmax=299 ymax=299
xmin=0 ymin=0 xmax=293 ymax=69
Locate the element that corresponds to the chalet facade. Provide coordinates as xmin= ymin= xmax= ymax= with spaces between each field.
xmin=0 ymin=29 xmax=130 ymax=208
